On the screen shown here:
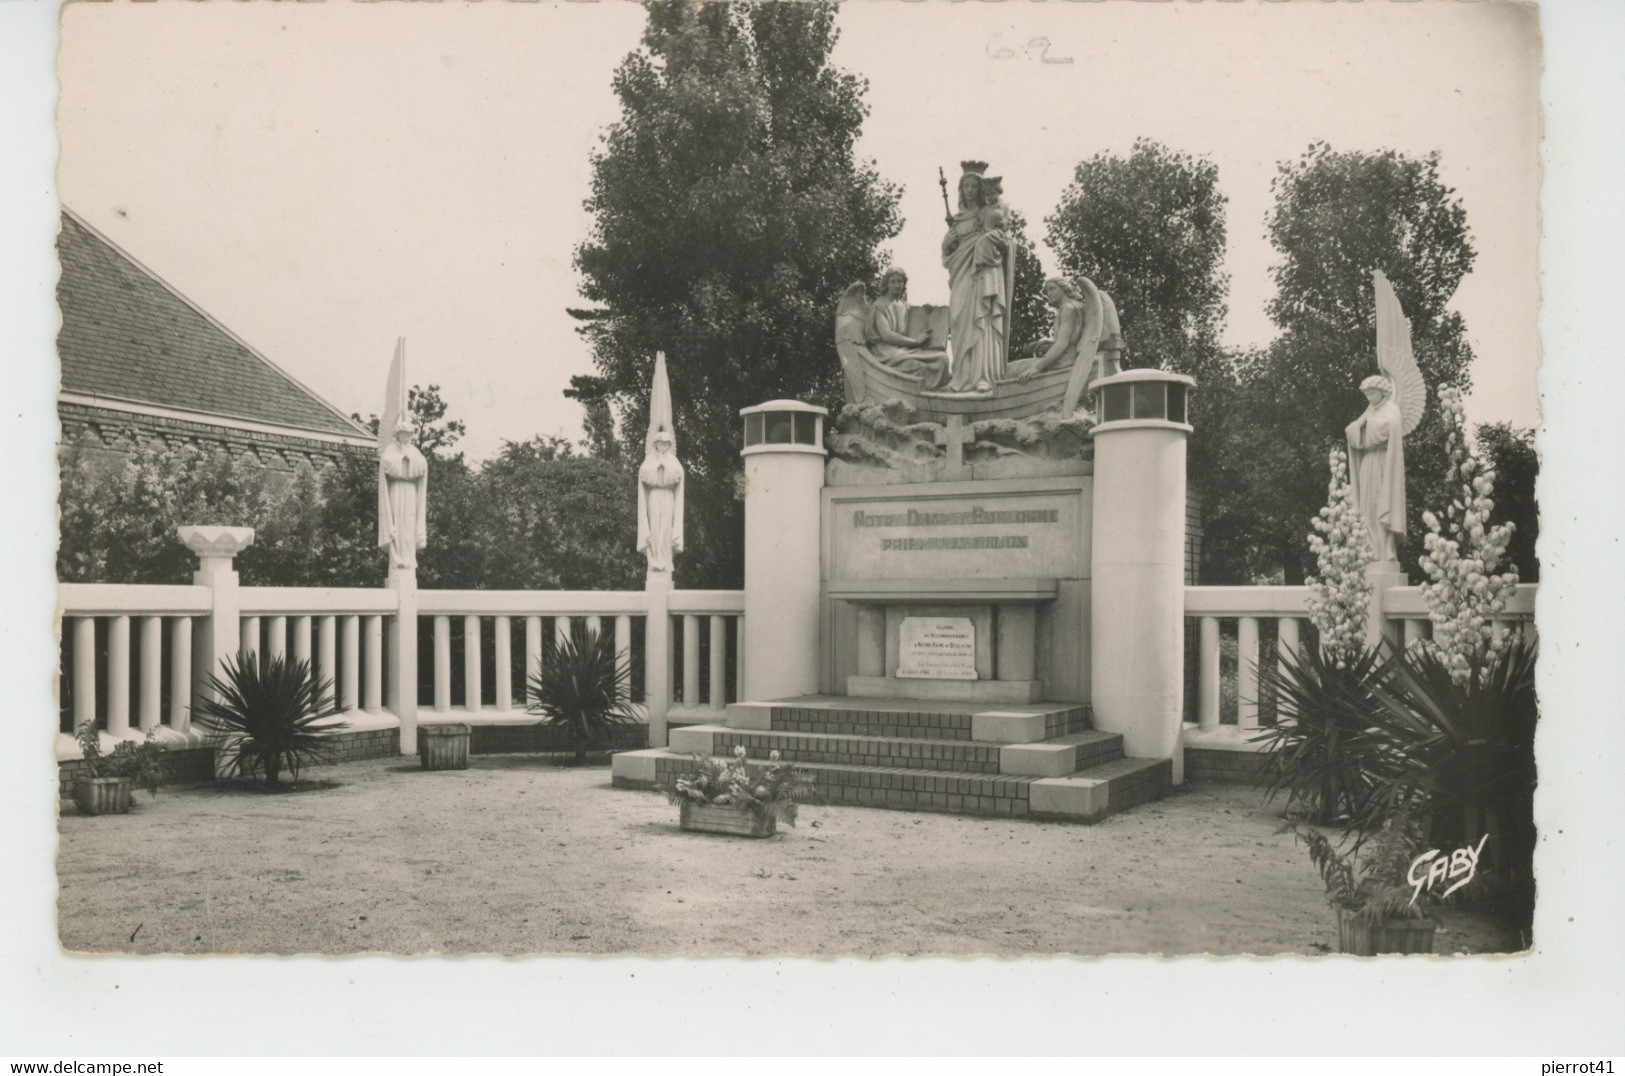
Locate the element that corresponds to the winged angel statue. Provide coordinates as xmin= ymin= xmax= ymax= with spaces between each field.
xmin=1345 ymin=270 xmax=1427 ymax=563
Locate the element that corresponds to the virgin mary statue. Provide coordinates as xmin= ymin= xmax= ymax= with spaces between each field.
xmin=941 ymin=161 xmax=1011 ymax=392
xmin=377 ymin=338 xmax=428 ymax=571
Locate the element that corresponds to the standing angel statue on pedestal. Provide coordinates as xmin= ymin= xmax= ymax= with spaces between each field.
xmin=1346 ymin=271 xmax=1427 ymax=564
xmin=637 ymin=351 xmax=684 ymax=575
xmin=378 ymin=337 xmax=428 ymax=571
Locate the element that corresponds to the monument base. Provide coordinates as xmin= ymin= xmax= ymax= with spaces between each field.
xmin=846 ymin=675 xmax=1045 ymax=703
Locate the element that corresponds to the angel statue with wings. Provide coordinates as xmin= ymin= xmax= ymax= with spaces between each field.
xmin=1346 ymin=271 xmax=1427 ymax=564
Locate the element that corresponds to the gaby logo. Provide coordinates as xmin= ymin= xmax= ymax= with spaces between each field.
xmin=1408 ymin=834 xmax=1491 ymax=905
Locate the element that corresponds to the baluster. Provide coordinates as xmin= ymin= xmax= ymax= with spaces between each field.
xmin=433 ymin=615 xmax=452 ymax=712
xmin=585 ymin=614 xmax=603 ymax=641
xmin=340 ymin=615 xmax=360 ymax=713
xmin=292 ymin=616 xmax=312 ymax=666
xmin=1403 ymin=618 xmax=1428 ymax=650
xmin=733 ymin=616 xmax=745 ymax=704
xmin=682 ymin=614 xmax=700 ymax=708
xmin=364 ymin=615 xmax=383 ymax=713
xmin=555 ymin=615 xmax=573 ymax=650
xmin=614 ymin=615 xmax=632 ymax=703
xmin=1237 ymin=616 xmax=1260 ymax=731
xmin=139 ymin=615 xmax=163 ymax=733
xmin=107 ymin=615 xmax=131 ymax=737
xmin=242 ymin=616 xmax=262 ymax=661
xmin=72 ymin=617 xmax=97 ymax=734
xmin=1276 ymin=617 xmax=1301 ymax=723
xmin=169 ymin=616 xmax=192 ymax=732
xmin=494 ymin=615 xmax=512 ymax=712
xmin=317 ymin=616 xmax=337 ymax=708
xmin=525 ymin=615 xmax=542 ymax=704
xmin=463 ymin=615 xmax=482 ymax=712
xmin=267 ymin=615 xmax=287 ymax=662
xmin=708 ymin=615 xmax=726 ymax=710
xmin=1198 ymin=617 xmax=1220 ymax=732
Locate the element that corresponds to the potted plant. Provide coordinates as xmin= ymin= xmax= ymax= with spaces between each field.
xmin=1296 ymin=811 xmax=1439 ymax=955
xmin=419 ymin=722 xmax=473 ymax=771
xmin=72 ymin=722 xmax=164 ymax=815
xmin=195 ymin=652 xmax=349 ymax=789
xmin=526 ymin=626 xmax=639 ymax=764
xmin=664 ymin=746 xmax=816 ymax=838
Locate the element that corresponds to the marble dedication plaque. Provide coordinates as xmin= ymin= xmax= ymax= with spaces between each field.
xmin=896 ymin=617 xmax=977 ymax=680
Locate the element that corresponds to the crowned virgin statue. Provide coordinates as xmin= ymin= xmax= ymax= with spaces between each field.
xmin=940 ymin=161 xmax=1013 ymax=392
xmin=636 ymin=352 xmax=685 ymax=574
xmin=377 ymin=339 xmax=428 ymax=571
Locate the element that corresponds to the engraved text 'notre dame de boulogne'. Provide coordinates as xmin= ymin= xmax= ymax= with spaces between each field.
xmin=853 ymin=506 xmax=1060 ymax=552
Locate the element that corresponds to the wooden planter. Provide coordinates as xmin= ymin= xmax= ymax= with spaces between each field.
xmin=680 ymin=800 xmax=776 ymax=838
xmin=1337 ymin=910 xmax=1437 ymax=955
xmin=419 ymin=723 xmax=472 ymax=771
xmin=74 ymin=775 xmax=133 ymax=816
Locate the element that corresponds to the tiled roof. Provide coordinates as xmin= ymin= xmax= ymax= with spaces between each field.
xmin=57 ymin=210 xmax=369 ymax=441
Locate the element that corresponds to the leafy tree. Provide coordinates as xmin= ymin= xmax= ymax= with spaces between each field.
xmin=1046 ymin=138 xmax=1229 ymax=374
xmin=1044 ymin=139 xmax=1244 ymax=581
xmin=1241 ymin=143 xmax=1477 ymax=582
xmin=573 ymin=0 xmax=901 ymax=587
xmin=1474 ymin=422 xmax=1538 ymax=582
xmin=1003 ymin=208 xmax=1049 ymax=361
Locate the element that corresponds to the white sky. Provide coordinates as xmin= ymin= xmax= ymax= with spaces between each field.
xmin=55 ymin=0 xmax=1539 ymax=460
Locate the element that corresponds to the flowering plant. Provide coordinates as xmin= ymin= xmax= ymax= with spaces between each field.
xmin=664 ymin=746 xmax=816 ymax=827
xmin=1418 ymin=386 xmax=1521 ymax=684
xmin=1305 ymin=445 xmax=1375 ymax=667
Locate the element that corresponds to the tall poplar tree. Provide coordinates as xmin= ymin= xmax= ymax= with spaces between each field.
xmin=572 ymin=1 xmax=902 ymax=587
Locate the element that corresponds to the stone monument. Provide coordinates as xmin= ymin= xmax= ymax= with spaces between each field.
xmin=378 ymin=337 xmax=428 ymax=572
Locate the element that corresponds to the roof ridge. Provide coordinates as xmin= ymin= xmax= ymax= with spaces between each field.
xmin=60 ymin=208 xmax=372 ymax=440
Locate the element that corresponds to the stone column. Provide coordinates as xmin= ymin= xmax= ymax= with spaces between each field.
xmin=1088 ymin=370 xmax=1195 ymax=784
xmin=740 ymin=400 xmax=827 ymax=702
xmin=1365 ymin=561 xmax=1405 ymax=652
xmin=178 ymin=525 xmax=254 ymax=711
xmin=388 ymin=565 xmax=419 ymax=754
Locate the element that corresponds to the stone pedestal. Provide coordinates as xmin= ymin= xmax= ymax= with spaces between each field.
xmin=1365 ymin=560 xmax=1405 ymax=651
xmin=388 ymin=564 xmax=419 ymax=754
xmin=1087 ymin=370 xmax=1195 ymax=784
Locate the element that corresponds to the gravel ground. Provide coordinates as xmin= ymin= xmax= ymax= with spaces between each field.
xmin=56 ymin=754 xmax=1525 ymax=957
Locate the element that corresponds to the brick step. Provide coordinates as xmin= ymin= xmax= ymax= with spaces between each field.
xmin=727 ymin=695 xmax=1091 ymax=743
xmin=612 ymin=748 xmax=1172 ymax=824
xmin=670 ymin=724 xmax=1124 ymax=777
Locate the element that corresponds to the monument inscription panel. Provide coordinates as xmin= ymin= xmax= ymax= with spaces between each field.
xmin=896 ymin=617 xmax=978 ymax=680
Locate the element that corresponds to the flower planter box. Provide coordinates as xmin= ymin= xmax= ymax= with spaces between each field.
xmin=679 ymin=800 xmax=776 ymax=838
xmin=74 ymin=775 xmax=133 ymax=816
xmin=1337 ymin=910 xmax=1437 ymax=955
xmin=419 ymin=723 xmax=472 ymax=771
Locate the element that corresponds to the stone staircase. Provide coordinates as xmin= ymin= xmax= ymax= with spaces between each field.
xmin=611 ymin=695 xmax=1171 ymax=823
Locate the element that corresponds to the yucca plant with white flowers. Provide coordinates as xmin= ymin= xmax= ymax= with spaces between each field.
xmin=1305 ymin=445 xmax=1376 ymax=666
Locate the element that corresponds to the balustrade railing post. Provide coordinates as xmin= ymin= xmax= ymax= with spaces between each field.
xmin=292 ymin=616 xmax=312 ymax=666
xmin=178 ymin=525 xmax=251 ymax=715
xmin=318 ymin=616 xmax=337 ymax=702
xmin=242 ymin=617 xmax=262 ymax=661
xmin=72 ymin=616 xmax=96 ymax=734
xmin=138 ymin=615 xmax=162 ymax=734
xmin=463 ymin=614 xmax=483 ymax=713
xmin=1276 ymin=617 xmax=1301 ymax=719
xmin=682 ymin=614 xmax=700 ymax=709
xmin=364 ymin=615 xmax=383 ymax=713
xmin=433 ymin=615 xmax=451 ymax=713
xmin=1237 ymin=615 xmax=1260 ymax=731
xmin=168 ymin=616 xmax=192 ymax=733
xmin=614 ymin=615 xmax=632 ymax=704
xmin=341 ymin=615 xmax=360 ymax=712
xmin=494 ymin=615 xmax=512 ymax=712
xmin=525 ymin=616 xmax=542 ymax=704
xmin=708 ymin=615 xmax=727 ymax=710
xmin=267 ymin=615 xmax=287 ymax=662
xmin=1198 ymin=616 xmax=1220 ymax=732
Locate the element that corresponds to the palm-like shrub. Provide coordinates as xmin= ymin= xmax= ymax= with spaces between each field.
xmin=1362 ymin=638 xmax=1538 ymax=878
xmin=1253 ymin=643 xmax=1397 ymax=827
xmin=526 ymin=626 xmax=639 ymax=763
xmin=196 ymin=652 xmax=348 ymax=788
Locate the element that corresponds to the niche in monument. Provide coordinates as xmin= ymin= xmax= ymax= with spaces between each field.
xmin=896 ymin=616 xmax=978 ymax=681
